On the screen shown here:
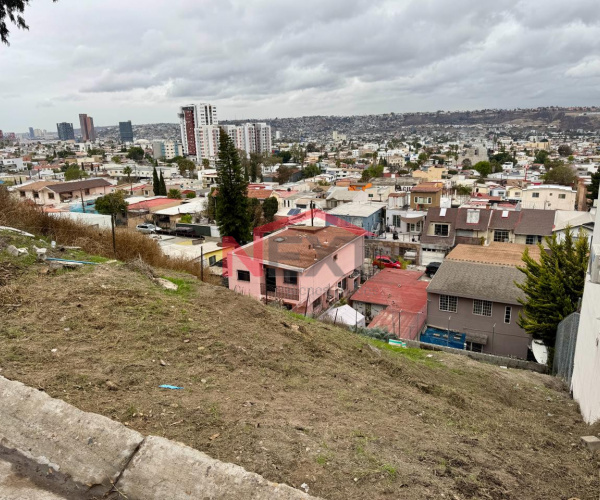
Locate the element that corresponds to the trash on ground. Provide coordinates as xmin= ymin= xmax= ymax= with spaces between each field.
xmin=159 ymin=385 xmax=183 ymax=390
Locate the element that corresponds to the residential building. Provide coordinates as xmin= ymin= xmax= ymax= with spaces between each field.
xmin=152 ymin=140 xmax=183 ymax=160
xmin=420 ymin=207 xmax=458 ymax=265
xmin=327 ymin=202 xmax=386 ymax=235
xmin=410 ymin=182 xmax=444 ymax=210
xmin=426 ymin=244 xmax=539 ymax=358
xmin=178 ymin=103 xmax=218 ymax=162
xmin=228 ymin=225 xmax=364 ymax=315
xmin=15 ymin=178 xmax=113 ymax=205
xmin=412 ymin=165 xmax=448 ymax=182
xmin=487 ymin=208 xmax=555 ymax=245
xmin=350 ymin=269 xmax=428 ymax=339
xmin=119 ymin=121 xmax=134 ymax=142
xmin=571 ymin=195 xmax=600 ymax=423
xmin=553 ymin=210 xmax=595 ymax=244
xmin=56 ymin=122 xmax=75 ymax=141
xmin=78 ymin=114 xmax=96 ymax=142
xmin=521 ymin=184 xmax=576 ymax=211
xmin=222 ymin=123 xmax=273 ymax=156
xmin=0 ymin=158 xmax=25 ymax=172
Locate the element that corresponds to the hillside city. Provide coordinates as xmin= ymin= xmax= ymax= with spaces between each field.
xmin=2 ymin=1 xmax=600 ymax=498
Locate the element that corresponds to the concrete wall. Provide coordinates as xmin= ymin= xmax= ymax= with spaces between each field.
xmin=403 ymin=339 xmax=547 ymax=373
xmin=0 ymin=375 xmax=315 ymax=499
xmin=427 ymin=292 xmax=531 ymax=359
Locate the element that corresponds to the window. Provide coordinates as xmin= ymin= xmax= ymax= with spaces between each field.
xmin=532 ymin=193 xmax=540 ymax=198
xmin=494 ymin=230 xmax=509 ymax=242
xmin=283 ymin=270 xmax=298 ymax=285
xmin=33 ymin=191 xmax=39 ymax=199
xmin=415 ymin=196 xmax=433 ymax=204
xmin=341 ymin=278 xmax=347 ymax=290
xmin=392 ymin=215 xmax=401 ymax=226
xmin=473 ymin=299 xmax=492 ymax=316
xmin=504 ymin=306 xmax=512 ymax=324
xmin=237 ymin=270 xmax=250 ymax=281
xmin=409 ymin=222 xmax=422 ymax=232
xmin=514 ymin=191 xmax=521 ymax=197
xmin=19 ymin=191 xmax=25 ymax=198
xmin=208 ymin=255 xmax=216 ymax=266
xmin=434 ymin=224 xmax=449 ymax=236
xmin=84 ymin=189 xmax=90 ymax=195
xmin=525 ymin=235 xmax=542 ymax=245
xmin=439 ymin=295 xmax=458 ymax=313
xmin=48 ymin=193 xmax=55 ymax=200
xmin=466 ymin=342 xmax=483 ymax=353
xmin=558 ymin=194 xmax=566 ymax=199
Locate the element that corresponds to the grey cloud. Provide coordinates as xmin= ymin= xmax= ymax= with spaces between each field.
xmin=1 ymin=0 xmax=600 ymax=130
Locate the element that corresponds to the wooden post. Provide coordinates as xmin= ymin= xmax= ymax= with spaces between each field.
xmin=200 ymin=245 xmax=204 ymax=282
xmin=304 ymin=289 xmax=311 ymax=317
xmin=333 ymin=309 xmax=338 ymax=326
xmin=111 ymin=214 xmax=117 ymax=257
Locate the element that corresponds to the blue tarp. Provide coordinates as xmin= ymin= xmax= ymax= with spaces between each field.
xmin=420 ymin=327 xmax=466 ymax=350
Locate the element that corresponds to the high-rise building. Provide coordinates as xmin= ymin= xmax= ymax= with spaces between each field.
xmin=28 ymin=127 xmax=35 ymax=139
xmin=223 ymin=123 xmax=272 ymax=156
xmin=178 ymin=103 xmax=218 ymax=162
xmin=56 ymin=122 xmax=75 ymax=141
xmin=119 ymin=121 xmax=134 ymax=142
xmin=152 ymin=140 xmax=183 ymax=160
xmin=79 ymin=113 xmax=96 ymax=142
xmin=0 ymin=130 xmax=3 ymax=139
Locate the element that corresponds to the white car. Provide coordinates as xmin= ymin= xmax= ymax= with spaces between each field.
xmin=136 ymin=223 xmax=160 ymax=234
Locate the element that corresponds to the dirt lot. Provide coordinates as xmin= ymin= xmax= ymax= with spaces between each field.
xmin=0 ymin=240 xmax=599 ymax=499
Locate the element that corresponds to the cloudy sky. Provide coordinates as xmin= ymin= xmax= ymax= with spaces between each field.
xmin=1 ymin=0 xmax=599 ymax=131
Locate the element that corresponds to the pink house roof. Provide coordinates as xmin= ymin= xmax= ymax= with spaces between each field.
xmin=351 ymin=269 xmax=428 ymax=311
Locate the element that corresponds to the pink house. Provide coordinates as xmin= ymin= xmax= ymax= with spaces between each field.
xmin=229 ymin=225 xmax=365 ymax=315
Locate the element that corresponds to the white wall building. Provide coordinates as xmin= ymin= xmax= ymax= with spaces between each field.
xmin=152 ymin=140 xmax=183 ymax=160
xmin=222 ymin=123 xmax=272 ymax=156
xmin=521 ymin=184 xmax=577 ymax=211
xmin=178 ymin=103 xmax=218 ymax=163
xmin=571 ymin=194 xmax=600 ymax=424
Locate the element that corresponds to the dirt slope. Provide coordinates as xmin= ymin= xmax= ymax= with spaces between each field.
xmin=0 ymin=253 xmax=599 ymax=499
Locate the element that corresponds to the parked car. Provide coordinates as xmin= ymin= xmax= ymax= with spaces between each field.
xmin=136 ymin=223 xmax=160 ymax=234
xmin=425 ymin=261 xmax=441 ymax=277
xmin=373 ymin=255 xmax=403 ymax=269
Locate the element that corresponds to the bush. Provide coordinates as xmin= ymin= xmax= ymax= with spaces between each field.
xmin=0 ymin=188 xmax=218 ymax=284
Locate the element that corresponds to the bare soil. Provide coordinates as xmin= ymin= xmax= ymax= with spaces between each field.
xmin=0 ymin=250 xmax=599 ymax=499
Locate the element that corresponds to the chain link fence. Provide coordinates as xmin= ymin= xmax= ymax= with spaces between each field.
xmin=553 ymin=312 xmax=580 ymax=385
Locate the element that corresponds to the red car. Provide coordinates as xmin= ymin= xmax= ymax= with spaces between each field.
xmin=373 ymin=255 xmax=403 ymax=269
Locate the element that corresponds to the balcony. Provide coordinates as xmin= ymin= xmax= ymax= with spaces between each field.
xmin=260 ymin=283 xmax=300 ymax=301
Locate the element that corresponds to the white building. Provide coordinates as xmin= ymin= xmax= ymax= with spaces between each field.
xmin=521 ymin=184 xmax=576 ymax=211
xmin=0 ymin=158 xmax=25 ymax=172
xmin=178 ymin=103 xmax=218 ymax=163
xmin=222 ymin=123 xmax=272 ymax=156
xmin=152 ymin=140 xmax=183 ymax=160
xmin=571 ymin=195 xmax=600 ymax=423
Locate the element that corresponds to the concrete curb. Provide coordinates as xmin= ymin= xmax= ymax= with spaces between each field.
xmin=0 ymin=376 xmax=317 ymax=499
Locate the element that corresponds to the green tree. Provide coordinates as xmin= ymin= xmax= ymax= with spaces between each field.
xmin=64 ymin=164 xmax=87 ymax=181
xmin=516 ymin=229 xmax=590 ymax=364
xmin=249 ymin=153 xmax=262 ymax=182
xmin=534 ymin=150 xmax=549 ymax=164
xmin=215 ymin=128 xmax=251 ymax=244
xmin=557 ymin=144 xmax=573 ymax=157
xmin=95 ymin=191 xmax=128 ymax=255
xmin=127 ymin=146 xmax=145 ymax=162
xmin=168 ymin=188 xmax=182 ymax=199
xmin=302 ymin=164 xmax=321 ymax=178
xmin=202 ymin=158 xmax=210 ymax=169
xmin=180 ymin=214 xmax=192 ymax=223
xmin=185 ymin=191 xmax=196 ymax=199
xmin=587 ymin=167 xmax=600 ymax=203
xmin=152 ymin=167 xmax=160 ymax=196
xmin=543 ymin=163 xmax=576 ymax=186
xmin=176 ymin=158 xmax=196 ymax=177
xmin=276 ymin=165 xmax=294 ymax=184
xmin=1 ymin=0 xmax=56 ymax=45
xmin=123 ymin=166 xmax=132 ymax=184
xmin=473 ymin=161 xmax=492 ymax=178
xmin=112 ymin=156 xmax=122 ymax=164
xmin=276 ymin=150 xmax=292 ymax=163
xmin=159 ymin=171 xmax=167 ymax=196
xmin=248 ymin=198 xmax=262 ymax=228
xmin=456 ymin=184 xmax=472 ymax=196
xmin=262 ymin=196 xmax=279 ymax=223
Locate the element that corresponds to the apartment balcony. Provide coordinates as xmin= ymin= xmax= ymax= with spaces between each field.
xmin=260 ymin=283 xmax=300 ymax=301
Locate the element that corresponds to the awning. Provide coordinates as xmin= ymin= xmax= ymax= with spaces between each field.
xmin=400 ymin=215 xmax=424 ymax=223
xmin=465 ymin=332 xmax=488 ymax=345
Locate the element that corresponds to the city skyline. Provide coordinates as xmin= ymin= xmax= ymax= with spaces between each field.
xmin=1 ymin=0 xmax=600 ymax=131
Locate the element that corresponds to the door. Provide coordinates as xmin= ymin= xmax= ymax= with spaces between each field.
xmin=266 ymin=268 xmax=277 ymax=293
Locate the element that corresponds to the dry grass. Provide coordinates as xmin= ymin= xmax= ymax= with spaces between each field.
xmin=0 ymin=188 xmax=219 ymax=284
xmin=0 ymin=254 xmax=599 ymax=500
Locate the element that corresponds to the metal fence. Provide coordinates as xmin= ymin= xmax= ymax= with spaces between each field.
xmin=553 ymin=312 xmax=580 ymax=385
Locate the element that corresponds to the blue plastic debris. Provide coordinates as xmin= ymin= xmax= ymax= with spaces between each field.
xmin=159 ymin=385 xmax=183 ymax=390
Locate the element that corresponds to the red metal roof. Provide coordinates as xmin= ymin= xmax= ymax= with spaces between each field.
xmin=351 ymin=269 xmax=428 ymax=311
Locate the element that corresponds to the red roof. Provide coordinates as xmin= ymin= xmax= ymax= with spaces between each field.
xmin=351 ymin=269 xmax=428 ymax=311
xmin=127 ymin=198 xmax=181 ymax=210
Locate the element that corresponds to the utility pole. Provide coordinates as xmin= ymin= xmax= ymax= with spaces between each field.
xmin=200 ymin=245 xmax=204 ymax=282
xmin=111 ymin=214 xmax=117 ymax=256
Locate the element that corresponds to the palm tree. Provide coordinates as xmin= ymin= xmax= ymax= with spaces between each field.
xmin=123 ymin=166 xmax=133 ymax=194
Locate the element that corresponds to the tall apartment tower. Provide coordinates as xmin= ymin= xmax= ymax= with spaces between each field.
xmin=56 ymin=122 xmax=75 ymax=141
xmin=79 ymin=113 xmax=96 ymax=142
xmin=178 ymin=103 xmax=218 ymax=163
xmin=119 ymin=121 xmax=134 ymax=142
xmin=28 ymin=127 xmax=35 ymax=139
xmin=223 ymin=123 xmax=272 ymax=156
